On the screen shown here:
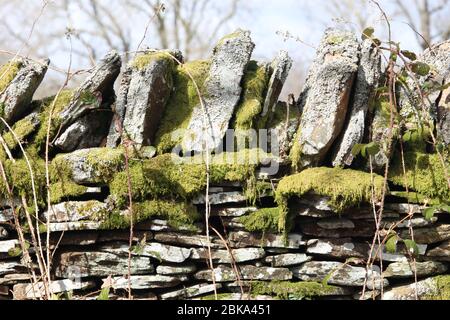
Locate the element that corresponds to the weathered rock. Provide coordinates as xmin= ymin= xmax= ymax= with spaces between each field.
xmin=264 ymin=253 xmax=311 ymax=267
xmin=13 ymin=279 xmax=95 ymax=300
xmin=160 ymin=283 xmax=222 ymax=300
xmin=262 ymin=51 xmax=293 ymax=116
xmin=437 ymin=76 xmax=450 ymax=145
xmin=369 ymin=243 xmax=427 ymax=262
xmin=54 ymin=111 xmax=112 ymax=152
xmin=58 ymin=51 xmax=121 ymax=130
xmin=156 ymin=264 xmax=197 ymax=275
xmin=135 ymin=219 xmax=203 ymax=234
xmin=111 ymin=275 xmax=181 ymax=290
xmin=383 ymin=261 xmax=447 ymax=278
xmin=426 ymin=240 xmax=450 ymax=261
xmin=43 ymin=201 xmax=107 ymax=223
xmin=55 ymin=251 xmax=154 ymax=277
xmin=382 ymin=217 xmax=437 ymax=229
xmin=306 ymin=238 xmax=368 ymax=259
xmin=0 ymin=58 xmax=49 ymax=123
xmin=0 ymin=227 xmax=8 ymax=240
xmin=292 ymin=261 xmax=387 ymax=290
xmin=46 ymin=221 xmax=103 ymax=232
xmin=0 ymin=273 xmax=32 ymax=285
xmin=154 ymin=232 xmax=224 ymax=249
xmin=190 ymin=247 xmax=265 ymax=264
xmin=332 ymin=39 xmax=381 ymax=167
xmin=182 ymin=29 xmax=254 ymax=152
xmin=296 ymin=194 xmax=334 ymax=211
xmin=192 ymin=191 xmax=247 ymax=205
xmin=384 ymin=203 xmax=422 ymax=214
xmin=52 ymin=147 xmax=124 ymax=185
xmin=0 ymin=240 xmax=19 ymax=257
xmin=229 ymin=231 xmax=305 ymax=249
xmin=316 ymin=218 xmax=355 ymax=229
xmin=0 ymin=209 xmax=14 ymax=223
xmin=353 ymin=290 xmax=381 ymax=300
xmin=401 ymin=224 xmax=450 ymax=244
xmin=382 ymin=276 xmax=449 ymax=300
xmin=294 ymin=28 xmax=359 ymax=168
xmin=212 ymin=207 xmax=257 ymax=217
xmin=194 ymin=265 xmax=292 ymax=282
xmin=48 ymin=230 xmax=153 ymax=247
xmin=300 ymin=219 xmax=374 ymax=238
xmin=121 ymin=52 xmax=174 ymax=146
xmin=129 ymin=243 xmax=191 ymax=263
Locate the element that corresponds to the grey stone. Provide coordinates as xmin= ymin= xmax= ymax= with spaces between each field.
xmin=262 ymin=51 xmax=293 ymax=116
xmin=135 ymin=219 xmax=203 ymax=234
xmin=306 ymin=238 xmax=368 ymax=259
xmin=54 ymin=111 xmax=112 ymax=152
xmin=156 ymin=264 xmax=197 ymax=275
xmin=369 ymin=244 xmax=427 ymax=262
xmin=59 ymin=51 xmax=121 ymax=130
xmin=0 ymin=273 xmax=31 ymax=285
xmin=292 ymin=261 xmax=387 ymax=290
xmin=46 ymin=221 xmax=103 ymax=232
xmin=0 ymin=58 xmax=49 ymax=123
xmin=384 ymin=203 xmax=422 ymax=214
xmin=0 ymin=227 xmax=8 ymax=240
xmin=0 ymin=209 xmax=14 ymax=223
xmin=0 ymin=240 xmax=19 ymax=255
xmin=212 ymin=207 xmax=257 ymax=217
xmin=160 ymin=283 xmax=222 ymax=300
xmin=269 ymin=102 xmax=301 ymax=160
xmin=382 ymin=276 xmax=445 ymax=300
xmin=182 ymin=29 xmax=254 ymax=152
xmin=55 ymin=251 xmax=154 ymax=277
xmin=300 ymin=219 xmax=374 ymax=238
xmin=333 ymin=39 xmax=382 ymax=167
xmin=190 ymin=247 xmax=265 ymax=263
xmin=383 ymin=261 xmax=447 ymax=278
xmin=316 ymin=218 xmax=355 ymax=229
xmin=0 ymin=261 xmax=22 ymax=276
xmin=154 ymin=232 xmax=225 ymax=249
xmin=295 ymin=28 xmax=359 ymax=168
xmin=132 ymin=243 xmax=192 ymax=263
xmin=111 ymin=275 xmax=181 ymax=290
xmin=13 ymin=279 xmax=95 ymax=300
xmin=194 ymin=265 xmax=292 ymax=282
xmin=122 ymin=52 xmax=174 ymax=146
xmin=229 ymin=231 xmax=305 ymax=249
xmin=401 ymin=224 xmax=450 ymax=244
xmin=426 ymin=240 xmax=450 ymax=261
xmin=192 ymin=191 xmax=247 ymax=205
xmin=43 ymin=201 xmax=107 ymax=223
xmin=264 ymin=253 xmax=311 ymax=267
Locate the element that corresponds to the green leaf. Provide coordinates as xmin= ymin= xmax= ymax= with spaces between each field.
xmin=365 ymin=142 xmax=380 ymax=156
xmin=403 ymin=239 xmax=419 ymax=256
xmin=411 ymin=62 xmax=431 ymax=76
xmin=97 ymin=287 xmax=110 ymax=300
xmin=441 ymin=205 xmax=450 ymax=213
xmin=351 ymin=144 xmax=364 ymax=156
xmin=423 ymin=207 xmax=436 ymax=221
xmin=385 ymin=234 xmax=399 ymax=254
xmin=361 ymin=145 xmax=367 ymax=158
xmin=401 ymin=50 xmax=417 ymax=61
xmin=402 ymin=131 xmax=412 ymax=142
xmin=362 ymin=27 xmax=374 ymax=40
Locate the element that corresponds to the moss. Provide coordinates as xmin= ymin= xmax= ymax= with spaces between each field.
xmin=215 ymin=30 xmax=244 ymax=48
xmin=131 ymin=52 xmax=174 ymax=70
xmin=0 ymin=61 xmax=21 ymax=93
xmin=389 ymin=150 xmax=450 ymax=201
xmin=233 ymin=61 xmax=270 ymax=130
xmin=276 ymin=167 xmax=385 ymax=233
xmin=424 ymin=275 xmax=450 ymax=300
xmin=326 ymin=35 xmax=345 ymax=45
xmin=289 ymin=126 xmax=302 ymax=171
xmin=390 ymin=191 xmax=444 ymax=206
xmin=49 ymin=181 xmax=88 ymax=204
xmin=240 ymin=207 xmax=279 ymax=233
xmin=2 ymin=114 xmax=39 ymax=151
xmin=251 ymin=281 xmax=341 ymax=300
xmin=98 ymin=200 xmax=199 ymax=231
xmin=110 ymin=150 xmax=262 ymax=207
xmin=266 ymin=101 xmax=300 ymax=129
xmin=200 ymin=293 xmax=235 ymax=300
xmin=154 ymin=60 xmax=210 ymax=154
xmin=33 ymin=90 xmax=74 ymax=152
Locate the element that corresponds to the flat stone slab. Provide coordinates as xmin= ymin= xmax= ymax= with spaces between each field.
xmin=383 ymin=261 xmax=447 ymax=278
xmin=43 ymin=201 xmax=107 ymax=223
xmin=156 ymin=264 xmax=197 ymax=275
xmin=306 ymin=238 xmax=369 ymax=259
xmin=110 ymin=275 xmax=181 ymax=290
xmin=426 ymin=240 xmax=450 ymax=261
xmin=154 ymin=232 xmax=224 ymax=249
xmin=382 ymin=276 xmax=446 ymax=300
xmin=190 ymin=247 xmax=265 ymax=264
xmin=264 ymin=253 xmax=311 ymax=267
xmin=0 ymin=261 xmax=23 ymax=276
xmin=195 ymin=265 xmax=292 ymax=282
xmin=192 ymin=191 xmax=247 ymax=205
xmin=400 ymin=224 xmax=450 ymax=244
xmin=229 ymin=231 xmax=305 ymax=249
xmin=160 ymin=283 xmax=222 ymax=300
xmin=212 ymin=207 xmax=257 ymax=217
xmin=13 ymin=279 xmax=95 ymax=300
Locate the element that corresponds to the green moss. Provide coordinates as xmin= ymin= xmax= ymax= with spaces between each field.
xmin=326 ymin=35 xmax=345 ymax=45
xmin=2 ymin=114 xmax=39 ymax=151
xmin=131 ymin=52 xmax=174 ymax=70
xmin=276 ymin=167 xmax=385 ymax=233
xmin=233 ymin=61 xmax=270 ymax=130
xmin=33 ymin=90 xmax=74 ymax=152
xmin=266 ymin=101 xmax=300 ymax=129
xmin=200 ymin=293 xmax=235 ymax=300
xmin=98 ymin=200 xmax=199 ymax=230
xmin=0 ymin=61 xmax=21 ymax=93
xmin=251 ymin=281 xmax=341 ymax=300
xmin=216 ymin=30 xmax=243 ymax=48
xmin=424 ymin=275 xmax=450 ymax=300
xmin=240 ymin=207 xmax=279 ymax=233
xmin=289 ymin=126 xmax=302 ymax=171
xmin=49 ymin=181 xmax=88 ymax=204
xmin=154 ymin=60 xmax=210 ymax=154
xmin=390 ymin=191 xmax=444 ymax=206
xmin=389 ymin=150 xmax=450 ymax=201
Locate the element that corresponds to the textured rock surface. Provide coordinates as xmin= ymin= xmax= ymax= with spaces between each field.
xmin=264 ymin=253 xmax=311 ymax=267
xmin=426 ymin=240 xmax=450 ymax=261
xmin=383 ymin=261 xmax=447 ymax=278
xmin=190 ymin=247 xmax=265 ymax=263
xmin=13 ymin=279 xmax=95 ymax=300
xmin=43 ymin=201 xmax=107 ymax=223
xmin=195 ymin=265 xmax=292 ymax=282
xmin=0 ymin=58 xmax=49 ymax=123
xmin=160 ymin=283 xmax=222 ymax=300
xmin=306 ymin=238 xmax=368 ymax=259
xmin=229 ymin=231 xmax=305 ymax=249
xmin=332 ymin=39 xmax=381 ymax=166
xmin=111 ymin=275 xmax=181 ymax=290
xmin=182 ymin=29 xmax=254 ymax=152
xmin=382 ymin=276 xmax=445 ymax=300
xmin=438 ymin=76 xmax=450 ymax=145
xmin=294 ymin=28 xmax=359 ymax=168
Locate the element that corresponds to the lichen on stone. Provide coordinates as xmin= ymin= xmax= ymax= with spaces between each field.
xmin=251 ymin=281 xmax=341 ymax=300
xmin=424 ymin=275 xmax=450 ymax=300
xmin=154 ymin=60 xmax=210 ymax=154
xmin=276 ymin=167 xmax=385 ymax=233
xmin=0 ymin=61 xmax=21 ymax=93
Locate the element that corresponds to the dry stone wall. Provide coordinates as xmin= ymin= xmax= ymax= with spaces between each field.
xmin=0 ymin=28 xmax=449 ymax=300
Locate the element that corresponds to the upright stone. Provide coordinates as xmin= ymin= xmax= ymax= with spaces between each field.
xmin=293 ymin=28 xmax=359 ymax=169
xmin=120 ymin=50 xmax=176 ymax=147
xmin=182 ymin=29 xmax=255 ymax=152
xmin=332 ymin=39 xmax=381 ymax=167
xmin=438 ymin=76 xmax=450 ymax=146
xmin=0 ymin=58 xmax=49 ymax=123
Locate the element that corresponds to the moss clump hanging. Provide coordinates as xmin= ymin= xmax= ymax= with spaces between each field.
xmin=239 ymin=207 xmax=279 ymax=233
xmin=154 ymin=60 xmax=210 ymax=154
xmin=389 ymin=150 xmax=450 ymax=201
xmin=276 ymin=167 xmax=385 ymax=234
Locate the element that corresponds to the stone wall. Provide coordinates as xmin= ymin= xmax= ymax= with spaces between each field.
xmin=0 ymin=28 xmax=449 ymax=300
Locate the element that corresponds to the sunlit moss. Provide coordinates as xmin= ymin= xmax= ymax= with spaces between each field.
xmin=251 ymin=281 xmax=342 ymax=300
xmin=0 ymin=61 xmax=21 ymax=93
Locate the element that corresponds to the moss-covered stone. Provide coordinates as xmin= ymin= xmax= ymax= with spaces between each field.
xmin=0 ymin=61 xmax=21 ymax=93
xmin=389 ymin=150 xmax=450 ymax=201
xmin=131 ymin=52 xmax=174 ymax=70
xmin=276 ymin=167 xmax=385 ymax=233
xmin=233 ymin=61 xmax=270 ymax=130
xmin=154 ymin=60 xmax=210 ymax=154
xmin=239 ymin=207 xmax=279 ymax=233
xmin=2 ymin=112 xmax=40 ymax=152
xmin=251 ymin=281 xmax=343 ymax=300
